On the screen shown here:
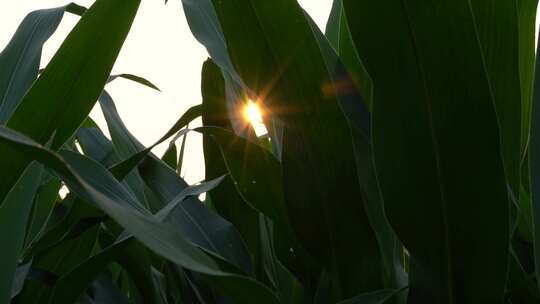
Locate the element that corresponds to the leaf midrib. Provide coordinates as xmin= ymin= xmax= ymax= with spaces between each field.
xmin=0 ymin=12 xmax=48 ymax=114
xmin=399 ymin=0 xmax=455 ymax=301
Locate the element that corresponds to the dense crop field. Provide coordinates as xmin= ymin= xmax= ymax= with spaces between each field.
xmin=1 ymin=0 xmax=540 ymax=303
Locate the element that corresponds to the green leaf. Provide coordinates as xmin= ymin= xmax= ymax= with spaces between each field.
xmin=180 ymin=0 xmax=241 ymax=83
xmin=89 ymin=274 xmax=130 ymax=304
xmin=506 ymin=249 xmax=540 ymax=303
xmin=325 ymin=0 xmax=373 ymax=107
xmin=0 ymin=4 xmax=81 ymax=123
xmin=98 ymin=90 xmax=144 ymax=159
xmin=275 ymin=261 xmax=304 ymax=304
xmin=77 ymin=126 xmax=120 ymax=167
xmin=0 ymin=126 xmax=280 ymax=304
xmin=343 ymin=1 xmax=509 ymax=302
xmin=107 ymin=73 xmax=161 ymax=91
xmin=11 ymin=261 xmax=32 ymax=300
xmin=529 ymin=25 xmax=540 ymax=297
xmin=48 ymin=238 xmax=134 ymax=304
xmin=337 ymin=287 xmax=407 ymax=304
xmin=155 ymin=175 xmax=226 ymax=221
xmin=325 ymin=0 xmax=342 ymax=49
xmin=313 ymin=271 xmax=331 ymax=304
xmin=515 ymin=185 xmax=534 ymax=243
xmin=517 ymin=0 xmax=540 ymax=156
xmin=309 ymin=13 xmax=406 ymax=290
xmin=18 ymin=225 xmax=100 ymax=304
xmin=33 ymin=223 xmax=99 ymax=278
xmin=258 ymin=215 xmax=304 ymax=304
xmin=62 ymin=149 xmax=150 ymax=215
xmin=107 ymin=103 xmax=202 ymax=179
xmin=198 ymin=125 xmax=325 ymax=298
xmin=161 ymin=144 xmax=177 ymax=169
xmin=177 ymin=125 xmax=189 ymax=175
xmin=181 ymin=0 xmax=272 ymax=137
xmin=76 ymin=124 xmax=156 ymax=214
xmin=97 ymin=90 xmax=150 ymax=208
xmin=24 ymin=176 xmax=62 ymax=248
xmin=197 ymin=127 xmax=289 ymax=241
xmin=25 ymin=195 xmax=103 ymax=259
xmin=469 ymin=0 xmax=522 ymax=199
xmin=184 ymin=1 xmax=385 ymax=298
xmin=177 ymin=124 xmax=188 ymax=174
xmin=138 ymin=156 xmax=253 ymax=275
xmin=0 ymin=163 xmax=43 ymax=304
xmin=0 ymin=0 xmax=140 ymax=202
xmin=116 ymin=241 xmax=166 ymax=304
xmin=201 ymin=59 xmax=262 ymax=272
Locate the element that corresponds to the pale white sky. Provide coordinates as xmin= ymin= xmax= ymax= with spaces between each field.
xmin=0 ymin=0 xmax=333 ymax=184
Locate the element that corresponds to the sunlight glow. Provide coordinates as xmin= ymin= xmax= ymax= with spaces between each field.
xmin=243 ymin=99 xmax=268 ymax=136
xmin=244 ymin=100 xmax=263 ymax=124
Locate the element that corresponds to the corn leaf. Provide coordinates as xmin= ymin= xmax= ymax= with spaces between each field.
xmin=0 ymin=163 xmax=43 ymax=304
xmin=139 ymin=156 xmax=253 ymax=275
xmin=0 ymin=0 xmax=140 ymax=202
xmin=325 ymin=0 xmax=373 ymax=107
xmin=182 ymin=0 xmax=385 ymax=299
xmin=0 ymin=4 xmax=84 ymax=123
xmin=24 ymin=176 xmax=62 ymax=248
xmin=342 ymin=1 xmax=509 ymax=302
xmin=337 ymin=287 xmax=407 ymax=304
xmin=468 ymin=0 xmax=522 ymax=196
xmin=161 ymin=144 xmax=177 ymax=169
xmin=529 ymin=23 xmax=540 ymax=297
xmin=201 ymin=59 xmax=262 ymax=271
xmin=518 ymin=0 xmax=540 ymax=154
xmin=0 ymin=126 xmax=280 ymax=304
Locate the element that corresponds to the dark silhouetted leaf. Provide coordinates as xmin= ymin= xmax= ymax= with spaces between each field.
xmin=343 ymin=1 xmax=509 ymax=302
xmin=0 ymin=0 xmax=141 ymax=202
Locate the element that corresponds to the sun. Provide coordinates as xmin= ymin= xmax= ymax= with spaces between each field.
xmin=243 ymin=99 xmax=268 ymax=136
xmin=244 ymin=99 xmax=263 ymax=124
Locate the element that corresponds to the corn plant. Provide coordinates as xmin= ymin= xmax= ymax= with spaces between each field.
xmin=1 ymin=0 xmax=540 ymax=303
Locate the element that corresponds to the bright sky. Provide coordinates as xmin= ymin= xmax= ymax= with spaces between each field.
xmin=0 ymin=0 xmax=333 ymax=184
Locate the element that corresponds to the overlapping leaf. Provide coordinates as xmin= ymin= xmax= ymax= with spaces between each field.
xmin=0 ymin=163 xmax=43 ymax=304
xmin=0 ymin=0 xmax=140 ymax=202
xmin=0 ymin=125 xmax=280 ymax=304
xmin=0 ymin=3 xmax=85 ymax=123
xmin=342 ymin=1 xmax=509 ymax=302
xmin=182 ymin=0 xmax=385 ymax=299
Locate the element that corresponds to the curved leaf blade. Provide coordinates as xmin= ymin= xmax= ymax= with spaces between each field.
xmin=0 ymin=0 xmax=141 ymax=202
xmin=0 ymin=5 xmax=76 ymax=123
xmin=0 ymin=163 xmax=43 ymax=304
xmin=342 ymin=1 xmax=509 ymax=302
xmin=0 ymin=126 xmax=280 ymax=304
